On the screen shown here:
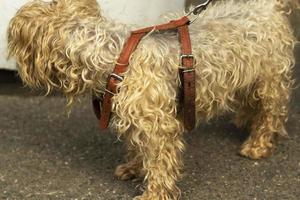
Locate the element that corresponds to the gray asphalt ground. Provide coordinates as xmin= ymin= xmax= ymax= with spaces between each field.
xmin=1 ymin=8 xmax=300 ymax=200
xmin=0 ymin=58 xmax=299 ymax=200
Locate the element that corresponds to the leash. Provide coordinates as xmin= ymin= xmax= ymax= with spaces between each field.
xmin=93 ymin=0 xmax=212 ymax=131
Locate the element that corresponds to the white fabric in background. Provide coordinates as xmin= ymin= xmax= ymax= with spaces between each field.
xmin=99 ymin=0 xmax=185 ymax=27
xmin=0 ymin=0 xmax=30 ymax=70
xmin=0 ymin=0 xmax=185 ymax=70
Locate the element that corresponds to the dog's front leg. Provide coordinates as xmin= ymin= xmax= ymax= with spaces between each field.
xmin=114 ymin=83 xmax=184 ymax=199
xmin=115 ymin=129 xmax=143 ymax=181
xmin=132 ymin=116 xmax=185 ymax=200
xmin=112 ymin=37 xmax=185 ymax=198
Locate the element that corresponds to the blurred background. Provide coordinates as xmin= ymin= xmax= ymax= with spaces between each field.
xmin=1 ymin=0 xmax=299 ymax=72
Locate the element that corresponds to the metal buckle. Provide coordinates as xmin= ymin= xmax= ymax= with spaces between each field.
xmin=180 ymin=54 xmax=195 ymax=69
xmin=110 ymin=73 xmax=124 ymax=81
xmin=98 ymin=73 xmax=122 ymax=98
xmin=179 ymin=54 xmax=195 ymax=72
xmin=180 ymin=54 xmax=194 ymax=63
xmin=181 ymin=68 xmax=195 ymax=73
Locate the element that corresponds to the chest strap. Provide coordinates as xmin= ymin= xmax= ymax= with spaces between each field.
xmin=93 ymin=16 xmax=195 ymax=131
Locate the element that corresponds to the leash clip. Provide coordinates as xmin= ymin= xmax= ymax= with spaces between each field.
xmin=186 ymin=0 xmax=212 ymax=17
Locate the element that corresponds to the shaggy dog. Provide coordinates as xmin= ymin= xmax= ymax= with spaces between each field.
xmin=7 ymin=0 xmax=299 ymax=199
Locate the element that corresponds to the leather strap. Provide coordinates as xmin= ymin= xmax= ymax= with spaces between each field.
xmin=132 ymin=16 xmax=190 ymax=34
xmin=178 ymin=25 xmax=195 ymax=131
xmin=92 ymin=95 xmax=101 ymax=119
xmin=94 ymin=16 xmax=196 ymax=131
xmin=99 ymin=32 xmax=146 ymax=129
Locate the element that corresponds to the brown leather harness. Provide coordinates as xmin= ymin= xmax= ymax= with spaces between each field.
xmin=92 ymin=1 xmax=212 ymax=131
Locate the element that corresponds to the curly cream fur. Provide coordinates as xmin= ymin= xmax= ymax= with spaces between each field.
xmin=7 ymin=0 xmax=298 ymax=199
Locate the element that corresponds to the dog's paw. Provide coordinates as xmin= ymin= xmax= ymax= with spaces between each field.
xmin=133 ymin=196 xmax=153 ymax=200
xmin=114 ymin=163 xmax=139 ymax=181
xmin=239 ymin=142 xmax=273 ymax=159
xmin=133 ymin=193 xmax=168 ymax=200
xmin=133 ymin=196 xmax=145 ymax=200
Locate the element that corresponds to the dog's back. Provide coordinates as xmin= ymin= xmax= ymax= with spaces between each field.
xmin=186 ymin=0 xmax=298 ymax=120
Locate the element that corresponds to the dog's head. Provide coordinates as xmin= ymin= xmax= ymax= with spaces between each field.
xmin=7 ymin=0 xmax=101 ymax=91
xmin=7 ymin=0 xmax=127 ymax=106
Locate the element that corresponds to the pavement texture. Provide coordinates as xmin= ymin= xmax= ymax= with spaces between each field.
xmin=0 ymin=62 xmax=299 ymax=200
xmin=1 ymin=10 xmax=300 ymax=200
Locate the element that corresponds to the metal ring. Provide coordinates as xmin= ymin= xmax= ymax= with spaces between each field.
xmin=180 ymin=54 xmax=194 ymax=62
xmin=180 ymin=54 xmax=196 ymax=67
xmin=182 ymin=68 xmax=195 ymax=73
xmin=110 ymin=73 xmax=124 ymax=81
xmin=116 ymin=62 xmax=129 ymax=66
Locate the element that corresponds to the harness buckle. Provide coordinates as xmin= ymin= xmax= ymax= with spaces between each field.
xmin=180 ymin=54 xmax=194 ymax=62
xmin=180 ymin=54 xmax=195 ymax=67
xmin=97 ymin=73 xmax=122 ymax=99
xmin=179 ymin=54 xmax=195 ymax=72
xmin=181 ymin=68 xmax=195 ymax=73
xmin=110 ymin=73 xmax=124 ymax=81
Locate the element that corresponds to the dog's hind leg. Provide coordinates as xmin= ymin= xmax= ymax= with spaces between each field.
xmin=234 ymin=102 xmax=258 ymax=129
xmin=239 ymin=73 xmax=292 ymax=159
